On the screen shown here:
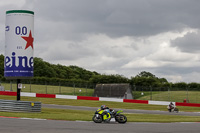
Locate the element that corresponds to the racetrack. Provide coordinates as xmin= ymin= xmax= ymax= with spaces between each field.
xmin=1 ymin=117 xmax=200 ymax=133
xmin=1 ymin=104 xmax=200 ymax=133
xmin=42 ymin=104 xmax=200 ymax=116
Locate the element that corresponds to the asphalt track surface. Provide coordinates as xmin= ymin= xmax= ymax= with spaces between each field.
xmin=1 ymin=104 xmax=200 ymax=133
xmin=1 ymin=117 xmax=200 ymax=133
xmin=42 ymin=104 xmax=200 ymax=116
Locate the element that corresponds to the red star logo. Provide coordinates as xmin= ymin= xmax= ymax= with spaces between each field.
xmin=21 ymin=30 xmax=34 ymax=50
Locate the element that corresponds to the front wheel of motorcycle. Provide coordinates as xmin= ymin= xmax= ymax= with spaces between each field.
xmin=115 ymin=114 xmax=127 ymax=124
xmin=92 ymin=114 xmax=103 ymax=123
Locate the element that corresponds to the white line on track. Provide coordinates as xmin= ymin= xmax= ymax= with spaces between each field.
xmin=20 ymin=118 xmax=47 ymax=120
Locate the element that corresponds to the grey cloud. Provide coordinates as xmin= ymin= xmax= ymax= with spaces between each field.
xmin=39 ymin=41 xmax=96 ymax=61
xmin=171 ymin=31 xmax=200 ymax=53
xmin=155 ymin=66 xmax=200 ymax=75
xmin=30 ymin=0 xmax=200 ymax=39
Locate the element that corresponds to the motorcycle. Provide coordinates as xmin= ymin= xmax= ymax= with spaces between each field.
xmin=92 ymin=108 xmax=127 ymax=123
xmin=167 ymin=105 xmax=179 ymax=113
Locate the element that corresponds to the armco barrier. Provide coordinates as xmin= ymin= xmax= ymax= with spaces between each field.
xmin=0 ymin=91 xmax=200 ymax=107
xmin=0 ymin=99 xmax=41 ymax=112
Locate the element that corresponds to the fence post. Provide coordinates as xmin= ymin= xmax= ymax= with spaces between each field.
xmin=168 ymin=87 xmax=171 ymax=101
xmin=17 ymin=79 xmax=21 ymax=101
xmin=109 ymin=85 xmax=111 ymax=97
xmin=45 ymin=81 xmax=47 ymax=94
xmin=133 ymin=85 xmax=136 ymax=99
xmin=150 ymin=86 xmax=152 ymax=100
xmin=30 ymin=80 xmax=31 ymax=92
xmin=73 ymin=83 xmax=75 ymax=95
xmin=10 ymin=80 xmax=13 ymax=91
xmin=186 ymin=86 xmax=189 ymax=102
xmin=59 ymin=82 xmax=61 ymax=94
xmin=94 ymin=84 xmax=96 ymax=97
xmin=86 ymin=84 xmax=87 ymax=96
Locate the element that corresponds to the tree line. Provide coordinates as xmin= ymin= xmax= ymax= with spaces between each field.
xmin=1 ymin=54 xmax=200 ymax=90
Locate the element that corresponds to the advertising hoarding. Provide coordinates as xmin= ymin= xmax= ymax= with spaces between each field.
xmin=5 ymin=10 xmax=34 ymax=79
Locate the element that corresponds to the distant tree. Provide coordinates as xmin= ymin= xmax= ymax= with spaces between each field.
xmin=34 ymin=57 xmax=57 ymax=78
xmin=188 ymin=82 xmax=200 ymax=88
xmin=187 ymin=82 xmax=200 ymax=90
xmin=131 ymin=71 xmax=169 ymax=87
xmin=171 ymin=82 xmax=187 ymax=90
xmin=89 ymin=74 xmax=129 ymax=84
xmin=136 ymin=71 xmax=156 ymax=78
xmin=158 ymin=78 xmax=168 ymax=84
xmin=33 ymin=58 xmax=99 ymax=81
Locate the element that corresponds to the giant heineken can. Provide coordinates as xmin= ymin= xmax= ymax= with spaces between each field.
xmin=5 ymin=10 xmax=34 ymax=79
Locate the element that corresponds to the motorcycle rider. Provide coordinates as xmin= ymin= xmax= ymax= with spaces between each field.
xmin=168 ymin=102 xmax=175 ymax=112
xmin=100 ymin=105 xmax=113 ymax=122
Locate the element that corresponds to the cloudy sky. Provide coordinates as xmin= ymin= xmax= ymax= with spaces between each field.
xmin=0 ymin=0 xmax=200 ymax=83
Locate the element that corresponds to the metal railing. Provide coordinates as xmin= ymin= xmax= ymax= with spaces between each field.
xmin=0 ymin=99 xmax=41 ymax=112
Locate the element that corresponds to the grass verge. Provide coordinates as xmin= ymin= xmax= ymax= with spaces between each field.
xmin=0 ymin=108 xmax=200 ymax=122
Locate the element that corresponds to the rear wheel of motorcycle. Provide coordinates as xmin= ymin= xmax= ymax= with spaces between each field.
xmin=115 ymin=114 xmax=127 ymax=124
xmin=174 ymin=108 xmax=179 ymax=113
xmin=92 ymin=115 xmax=103 ymax=123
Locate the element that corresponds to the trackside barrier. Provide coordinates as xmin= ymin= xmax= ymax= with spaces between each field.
xmin=56 ymin=95 xmax=77 ymax=100
xmin=176 ymin=102 xmax=200 ymax=107
xmin=0 ymin=91 xmax=200 ymax=107
xmin=99 ymin=97 xmax=123 ymax=102
xmin=148 ymin=101 xmax=175 ymax=106
xmin=0 ymin=99 xmax=41 ymax=112
xmin=0 ymin=91 xmax=17 ymax=96
xmin=123 ymin=99 xmax=148 ymax=104
xmin=36 ymin=93 xmax=56 ymax=98
xmin=77 ymin=96 xmax=99 ymax=101
xmin=21 ymin=92 xmax=36 ymax=97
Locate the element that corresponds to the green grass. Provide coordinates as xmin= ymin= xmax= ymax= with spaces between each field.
xmin=133 ymin=91 xmax=200 ymax=103
xmin=0 ymin=108 xmax=200 ymax=122
xmin=0 ymin=108 xmax=94 ymax=121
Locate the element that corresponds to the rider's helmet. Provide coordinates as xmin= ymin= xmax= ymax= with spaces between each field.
xmin=101 ymin=105 xmax=106 ymax=110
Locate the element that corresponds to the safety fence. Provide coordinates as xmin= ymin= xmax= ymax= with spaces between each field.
xmin=132 ymin=86 xmax=200 ymax=103
xmin=0 ymin=81 xmax=95 ymax=96
xmin=1 ymin=81 xmax=200 ymax=103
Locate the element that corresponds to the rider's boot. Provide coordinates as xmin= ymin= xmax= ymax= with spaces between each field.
xmin=104 ymin=119 xmax=110 ymax=123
